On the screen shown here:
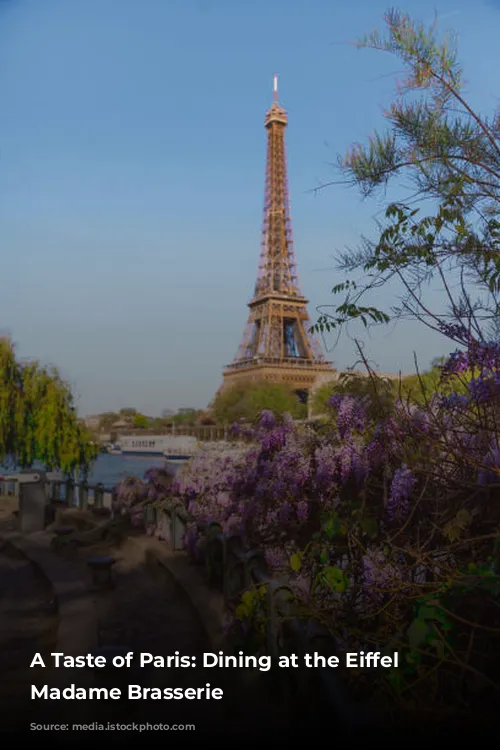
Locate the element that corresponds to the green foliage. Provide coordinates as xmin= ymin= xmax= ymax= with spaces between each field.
xmin=212 ymin=379 xmax=307 ymax=423
xmin=314 ymin=9 xmax=500 ymax=344
xmin=232 ymin=586 xmax=269 ymax=655
xmin=399 ymin=365 xmax=470 ymax=404
xmin=0 ymin=339 xmax=98 ymax=474
xmin=311 ymin=370 xmax=396 ymax=420
xmin=170 ymin=410 xmax=203 ymax=425
xmin=318 ymin=565 xmax=349 ymax=594
xmin=119 ymin=407 xmax=137 ymax=417
xmin=132 ymin=413 xmax=149 ymax=429
xmin=98 ymin=412 xmax=119 ymax=431
xmin=312 ymin=361 xmax=473 ymax=416
xmin=148 ymin=417 xmax=166 ymax=430
xmin=321 ymin=511 xmax=346 ymax=539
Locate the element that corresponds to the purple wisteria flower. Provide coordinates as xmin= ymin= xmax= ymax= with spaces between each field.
xmin=259 ymin=409 xmax=276 ymax=429
xmin=364 ymin=438 xmax=386 ymax=467
xmin=114 ymin=476 xmax=147 ymax=510
xmin=387 ymin=465 xmax=416 ymax=521
xmin=296 ymin=500 xmax=309 ymax=522
xmin=266 ymin=510 xmax=279 ymax=524
xmin=279 ymin=501 xmax=293 ymax=522
xmin=329 ymin=394 xmax=343 ymax=409
xmin=315 ymin=444 xmax=337 ymax=488
xmin=443 ymin=340 xmax=500 ymax=377
xmin=328 ymin=394 xmax=367 ymax=438
xmin=478 ymin=443 xmax=500 ymax=485
xmin=437 ymin=321 xmax=472 ymax=344
xmin=468 ymin=372 xmax=500 ymax=404
xmin=260 ymin=427 xmax=288 ymax=452
xmin=338 ymin=439 xmax=368 ymax=484
xmin=264 ymin=547 xmax=288 ymax=572
xmin=361 ymin=548 xmax=406 ymax=611
xmin=439 ymin=393 xmax=470 ymax=410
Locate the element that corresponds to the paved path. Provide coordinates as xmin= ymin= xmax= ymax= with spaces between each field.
xmin=0 ymin=537 xmax=58 ymax=728
xmin=51 ymin=528 xmax=287 ymax=736
xmin=0 ymin=502 xmax=291 ymax=737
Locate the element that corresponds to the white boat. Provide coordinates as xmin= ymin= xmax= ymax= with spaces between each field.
xmin=117 ymin=434 xmax=198 ymax=459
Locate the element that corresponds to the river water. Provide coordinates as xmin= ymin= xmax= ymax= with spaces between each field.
xmin=1 ymin=454 xmax=182 ymax=490
xmin=87 ymin=453 xmax=180 ymax=487
xmin=87 ymin=453 xmax=183 ymax=487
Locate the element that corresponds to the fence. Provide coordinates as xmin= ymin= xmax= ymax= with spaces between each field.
xmin=107 ymin=424 xmax=259 ymax=442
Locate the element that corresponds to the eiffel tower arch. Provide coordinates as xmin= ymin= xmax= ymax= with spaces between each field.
xmin=221 ymin=76 xmax=334 ymax=402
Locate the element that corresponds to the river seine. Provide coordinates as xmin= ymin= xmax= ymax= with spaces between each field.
xmin=1 ymin=454 xmax=181 ymax=489
xmin=86 ymin=453 xmax=180 ymax=487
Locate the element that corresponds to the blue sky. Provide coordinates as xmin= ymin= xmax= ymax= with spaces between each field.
xmin=1 ymin=0 xmax=499 ymax=416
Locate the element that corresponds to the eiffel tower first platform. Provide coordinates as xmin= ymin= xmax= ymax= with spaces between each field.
xmin=222 ymin=75 xmax=334 ymax=401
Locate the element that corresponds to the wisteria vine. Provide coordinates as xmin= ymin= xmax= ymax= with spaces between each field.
xmin=113 ymin=340 xmax=500 ymax=719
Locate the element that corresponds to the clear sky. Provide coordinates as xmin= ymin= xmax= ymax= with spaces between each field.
xmin=1 ymin=0 xmax=499 ymax=416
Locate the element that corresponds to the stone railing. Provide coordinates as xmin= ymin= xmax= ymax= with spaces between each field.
xmin=147 ymin=505 xmax=370 ymax=728
xmin=0 ymin=474 xmax=113 ymax=507
xmin=0 ymin=471 xmax=114 ymax=533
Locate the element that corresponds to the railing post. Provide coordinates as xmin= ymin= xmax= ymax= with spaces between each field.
xmin=94 ymin=482 xmax=104 ymax=509
xmin=15 ymin=471 xmax=49 ymax=533
xmin=65 ymin=477 xmax=73 ymax=505
xmin=52 ymin=481 xmax=61 ymax=503
xmin=171 ymin=504 xmax=187 ymax=550
xmin=80 ymin=481 xmax=89 ymax=510
xmin=204 ymin=522 xmax=225 ymax=588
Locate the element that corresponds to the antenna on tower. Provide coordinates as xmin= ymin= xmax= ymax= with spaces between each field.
xmin=273 ymin=73 xmax=278 ymax=103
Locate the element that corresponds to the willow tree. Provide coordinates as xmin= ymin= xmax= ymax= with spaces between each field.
xmin=0 ymin=338 xmax=98 ymax=475
xmin=315 ymin=9 xmax=500 ymax=349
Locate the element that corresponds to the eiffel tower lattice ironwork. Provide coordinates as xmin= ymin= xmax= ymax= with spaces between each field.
xmin=222 ymin=75 xmax=333 ymax=398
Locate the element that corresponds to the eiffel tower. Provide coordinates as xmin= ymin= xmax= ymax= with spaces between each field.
xmin=222 ymin=75 xmax=333 ymax=402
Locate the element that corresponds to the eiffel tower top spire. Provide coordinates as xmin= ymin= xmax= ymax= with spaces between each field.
xmin=221 ymin=76 xmax=333 ymax=396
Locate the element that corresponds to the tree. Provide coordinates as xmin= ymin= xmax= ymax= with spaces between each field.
xmin=132 ymin=413 xmax=149 ymax=429
xmin=0 ymin=338 xmax=98 ymax=475
xmin=119 ymin=407 xmax=137 ymax=418
xmin=98 ymin=412 xmax=119 ymax=432
xmin=171 ymin=410 xmax=203 ymax=426
xmin=212 ymin=379 xmax=307 ymax=423
xmin=314 ymin=9 xmax=500 ymax=350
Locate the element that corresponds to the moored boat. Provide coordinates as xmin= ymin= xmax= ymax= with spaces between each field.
xmin=117 ymin=434 xmax=198 ymax=458
xmin=106 ymin=443 xmax=122 ymax=455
